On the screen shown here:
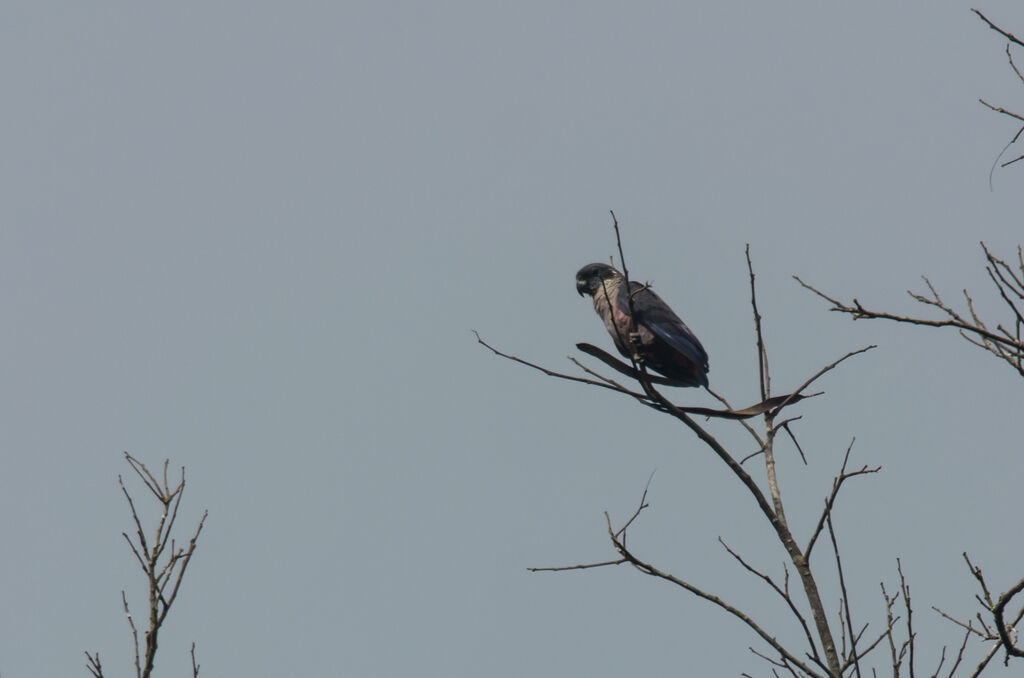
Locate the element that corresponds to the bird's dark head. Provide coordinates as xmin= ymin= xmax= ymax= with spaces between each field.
xmin=575 ymin=262 xmax=621 ymax=297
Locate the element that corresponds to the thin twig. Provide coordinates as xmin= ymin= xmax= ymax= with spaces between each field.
xmin=973 ymin=8 xmax=1024 ymax=49
xmin=719 ymin=537 xmax=821 ymax=667
xmin=85 ymin=651 xmax=104 ymax=678
xmin=980 ymin=99 xmax=1024 ymax=123
xmin=474 ymin=331 xmax=653 ymax=399
xmin=898 ymin=559 xmax=916 ymax=678
xmin=747 ymin=244 xmax=770 ymax=401
xmin=123 ymin=590 xmax=141 ymax=678
xmin=826 ymin=510 xmax=861 ymax=678
xmin=947 ymin=626 xmax=972 ymax=678
xmin=806 ymin=439 xmax=881 ymax=560
xmin=528 ymin=559 xmax=628 ymax=572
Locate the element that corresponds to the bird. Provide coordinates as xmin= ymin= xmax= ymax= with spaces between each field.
xmin=575 ymin=262 xmax=709 ymax=387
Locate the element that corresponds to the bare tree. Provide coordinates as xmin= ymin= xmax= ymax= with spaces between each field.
xmin=798 ymin=242 xmax=1024 ymax=671
xmin=477 ymin=217 xmax=1020 ymax=676
xmin=85 ymin=453 xmax=207 ymax=678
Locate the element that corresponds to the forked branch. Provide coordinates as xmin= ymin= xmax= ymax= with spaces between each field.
xmin=86 ymin=453 xmax=207 ymax=678
xmin=936 ymin=553 xmax=1024 ymax=670
xmin=795 ymin=243 xmax=1024 ymax=377
xmin=973 ymin=10 xmax=1024 ymax=172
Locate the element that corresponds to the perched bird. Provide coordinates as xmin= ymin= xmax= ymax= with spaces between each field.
xmin=575 ymin=262 xmax=709 ymax=387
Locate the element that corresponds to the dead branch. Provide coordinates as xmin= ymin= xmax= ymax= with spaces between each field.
xmin=898 ymin=560 xmax=917 ymax=677
xmin=945 ymin=552 xmax=1024 ymax=663
xmin=719 ymin=537 xmax=821 ymax=667
xmin=795 ymin=243 xmax=1024 ymax=377
xmin=973 ymin=9 xmax=1024 ymax=49
xmin=881 ymin=581 xmax=907 ymax=676
xmin=747 ymin=244 xmax=771 ymax=401
xmin=85 ymin=652 xmax=103 ymax=678
xmin=473 ymin=331 xmax=652 ymax=399
xmin=527 ymin=558 xmax=627 ymax=572
xmin=973 ymin=9 xmax=1024 ymax=173
xmin=826 ymin=509 xmax=860 ymax=678
xmin=607 ymin=509 xmax=827 ymax=678
xmin=88 ymin=454 xmax=206 ymax=678
xmin=805 ymin=440 xmax=881 ymax=561
xmin=993 ymin=576 xmax=1024 ymax=657
xmin=528 ymin=474 xmax=656 ymax=573
xmin=980 ymin=98 xmax=1024 ymax=123
xmin=947 ymin=626 xmax=973 ymax=678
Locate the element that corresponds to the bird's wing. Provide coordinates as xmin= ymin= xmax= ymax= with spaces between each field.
xmin=620 ymin=283 xmax=709 ymax=368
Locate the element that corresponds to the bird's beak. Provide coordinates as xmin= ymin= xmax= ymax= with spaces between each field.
xmin=575 ymin=279 xmax=587 ymax=297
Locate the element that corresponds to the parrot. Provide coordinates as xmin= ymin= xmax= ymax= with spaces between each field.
xmin=576 ymin=262 xmax=709 ymax=387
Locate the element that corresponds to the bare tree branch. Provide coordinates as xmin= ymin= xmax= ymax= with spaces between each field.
xmin=84 ymin=651 xmax=103 ymax=678
xmin=898 ymin=560 xmax=917 ymax=678
xmin=89 ymin=454 xmax=206 ymax=678
xmin=980 ymin=98 xmax=1024 ymax=123
xmin=748 ymin=244 xmax=771 ymax=402
xmin=973 ymin=10 xmax=1024 ymax=181
xmin=947 ymin=626 xmax=973 ymax=678
xmin=973 ymin=8 xmax=1024 ymax=49
xmin=826 ymin=509 xmax=861 ymax=678
xmin=949 ymin=552 xmax=1024 ymax=661
xmin=993 ymin=576 xmax=1024 ymax=657
xmin=607 ymin=511 xmax=827 ymax=678
xmin=795 ymin=243 xmax=1024 ymax=377
xmin=719 ymin=536 xmax=822 ymax=668
xmin=806 ymin=440 xmax=881 ymax=561
xmin=528 ymin=558 xmax=627 ymax=573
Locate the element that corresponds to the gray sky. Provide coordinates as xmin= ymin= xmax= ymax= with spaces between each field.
xmin=2 ymin=2 xmax=1023 ymax=676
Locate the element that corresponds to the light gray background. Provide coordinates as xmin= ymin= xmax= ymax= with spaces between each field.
xmin=2 ymin=3 xmax=1022 ymax=676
